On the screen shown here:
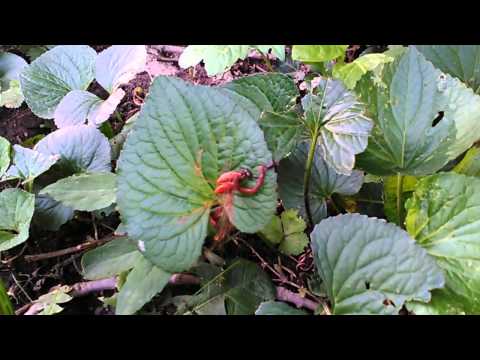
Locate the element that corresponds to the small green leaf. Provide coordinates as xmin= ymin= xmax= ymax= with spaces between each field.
xmin=0 ymin=80 xmax=24 ymax=108
xmin=0 ymin=189 xmax=35 ymax=252
xmin=20 ymin=45 xmax=97 ymax=118
xmin=311 ymin=214 xmax=444 ymax=314
xmin=254 ymin=45 xmax=286 ymax=61
xmin=3 ymin=145 xmax=59 ymax=183
xmin=0 ymin=136 xmax=10 ymax=178
xmin=82 ymin=237 xmax=142 ymax=280
xmin=453 ymin=146 xmax=480 ymax=177
xmin=40 ymin=172 xmax=116 ymax=212
xmin=0 ymin=52 xmax=28 ymax=91
xmin=333 ymin=54 xmax=394 ymax=89
xmin=0 ymin=279 xmax=13 ymax=315
xmin=383 ymin=175 xmax=418 ymax=225
xmin=258 ymin=215 xmax=283 ymax=246
xmin=255 ymin=301 xmax=308 ymax=315
xmin=405 ymin=173 xmax=480 ymax=314
xmin=115 ymin=256 xmax=171 ymax=315
xmin=292 ymin=45 xmax=348 ymax=63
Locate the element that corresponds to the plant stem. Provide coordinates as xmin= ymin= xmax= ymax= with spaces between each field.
xmin=24 ymin=180 xmax=33 ymax=193
xmin=303 ymin=130 xmax=319 ymax=228
xmin=114 ymin=110 xmax=123 ymax=123
xmin=258 ymin=49 xmax=274 ymax=72
xmin=396 ymin=173 xmax=405 ymax=227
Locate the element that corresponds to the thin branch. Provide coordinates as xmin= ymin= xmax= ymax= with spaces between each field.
xmin=24 ymin=235 xmax=125 ymax=263
xmin=276 ymin=286 xmax=331 ymax=314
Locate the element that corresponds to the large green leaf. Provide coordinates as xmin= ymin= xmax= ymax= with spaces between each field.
xmin=356 ymin=46 xmax=480 ymax=176
xmin=311 ymin=214 xmax=444 ymax=314
xmin=117 ymin=76 xmax=276 ymax=273
xmin=0 ymin=279 xmax=13 ymax=315
xmin=40 ymin=172 xmax=116 ymax=212
xmin=115 ymin=256 xmax=171 ymax=315
xmin=2 ymin=145 xmax=59 ymax=183
xmin=292 ymin=45 xmax=348 ymax=63
xmin=95 ymin=45 xmax=147 ymax=93
xmin=82 ymin=237 xmax=142 ymax=280
xmin=20 ymin=45 xmax=96 ymax=118
xmin=0 ymin=136 xmax=10 ymax=178
xmin=405 ymin=173 xmax=480 ymax=314
xmin=255 ymin=301 xmax=308 ymax=315
xmin=34 ymin=125 xmax=111 ymax=175
xmin=179 ymin=45 xmax=285 ymax=76
xmin=302 ymin=78 xmax=373 ymax=175
xmin=0 ymin=189 xmax=35 ymax=252
xmin=416 ymin=45 xmax=480 ymax=92
xmin=278 ymin=142 xmax=364 ymax=224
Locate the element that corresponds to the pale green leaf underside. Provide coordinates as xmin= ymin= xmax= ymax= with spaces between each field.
xmin=292 ymin=45 xmax=348 ymax=63
xmin=3 ymin=145 xmax=59 ymax=183
xmin=33 ymin=194 xmax=74 ymax=231
xmin=34 ymin=125 xmax=112 ymax=174
xmin=117 ymin=76 xmax=276 ymax=273
xmin=82 ymin=237 xmax=142 ymax=280
xmin=303 ymin=78 xmax=373 ymax=175
xmin=96 ymin=45 xmax=147 ymax=93
xmin=255 ymin=301 xmax=308 ymax=315
xmin=405 ymin=173 xmax=480 ymax=314
xmin=0 ymin=136 xmax=10 ymax=178
xmin=356 ymin=46 xmax=480 ymax=176
xmin=278 ymin=142 xmax=364 ymax=224
xmin=54 ymin=89 xmax=125 ymax=128
xmin=0 ymin=80 xmax=24 ymax=108
xmin=115 ymin=256 xmax=171 ymax=315
xmin=0 ymin=189 xmax=35 ymax=252
xmin=311 ymin=214 xmax=444 ymax=314
xmin=416 ymin=45 xmax=480 ymax=92
xmin=20 ymin=45 xmax=97 ymax=119
xmin=40 ymin=172 xmax=117 ymax=212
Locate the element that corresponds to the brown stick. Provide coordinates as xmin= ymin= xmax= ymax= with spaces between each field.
xmin=24 ymin=235 xmax=125 ymax=263
xmin=276 ymin=287 xmax=321 ymax=312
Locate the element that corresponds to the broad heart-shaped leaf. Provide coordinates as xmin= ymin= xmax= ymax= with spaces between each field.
xmin=3 ymin=145 xmax=59 ymax=183
xmin=311 ymin=214 xmax=444 ymax=315
xmin=33 ymin=194 xmax=74 ymax=231
xmin=34 ymin=125 xmax=111 ymax=175
xmin=332 ymin=54 xmax=394 ymax=90
xmin=291 ymin=45 xmax=348 ymax=63
xmin=40 ymin=172 xmax=116 ymax=212
xmin=255 ymin=301 xmax=308 ymax=315
xmin=415 ymin=45 xmax=480 ymax=92
xmin=405 ymin=173 xmax=480 ymax=314
xmin=0 ymin=189 xmax=35 ymax=252
xmin=82 ymin=237 xmax=142 ymax=280
xmin=356 ymin=46 xmax=480 ymax=177
xmin=54 ymin=88 xmax=125 ymax=128
xmin=96 ymin=45 xmax=147 ymax=93
xmin=453 ymin=146 xmax=480 ymax=177
xmin=278 ymin=142 xmax=364 ymax=224
xmin=179 ymin=45 xmax=285 ymax=76
xmin=20 ymin=45 xmax=97 ymax=119
xmin=115 ymin=256 xmax=171 ymax=315
xmin=0 ymin=52 xmax=28 ymax=91
xmin=0 ymin=136 xmax=10 ymax=178
xmin=117 ymin=76 xmax=276 ymax=273
xmin=302 ymin=78 xmax=373 ymax=175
